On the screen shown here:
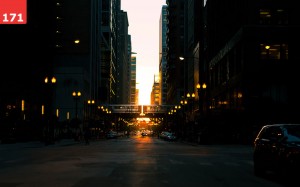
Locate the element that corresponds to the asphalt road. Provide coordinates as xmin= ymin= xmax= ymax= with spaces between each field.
xmin=0 ymin=136 xmax=289 ymax=187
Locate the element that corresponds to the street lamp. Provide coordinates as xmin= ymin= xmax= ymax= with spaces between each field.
xmin=187 ymin=92 xmax=196 ymax=140
xmin=187 ymin=92 xmax=195 ymax=98
xmin=87 ymin=99 xmax=95 ymax=127
xmin=72 ymin=91 xmax=81 ymax=120
xmin=196 ymin=82 xmax=207 ymax=144
xmin=44 ymin=76 xmax=57 ymax=115
xmin=179 ymin=57 xmax=186 ymax=97
xmin=45 ymin=77 xmax=56 ymax=84
xmin=196 ymin=83 xmax=201 ymax=112
xmin=180 ymin=97 xmax=188 ymax=139
xmin=179 ymin=56 xmax=200 ymax=95
xmin=44 ymin=76 xmax=56 ymax=145
xmin=186 ymin=92 xmax=195 ymax=117
xmin=196 ymin=83 xmax=207 ymax=113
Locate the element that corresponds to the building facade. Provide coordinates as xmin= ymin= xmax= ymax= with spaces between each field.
xmin=0 ymin=0 xmax=131 ymax=142
xmin=151 ymin=74 xmax=160 ymax=105
xmin=166 ymin=0 xmax=297 ymax=143
xmin=130 ymin=56 xmax=137 ymax=105
xmin=159 ymin=5 xmax=168 ymax=105
xmin=166 ymin=0 xmax=185 ymax=105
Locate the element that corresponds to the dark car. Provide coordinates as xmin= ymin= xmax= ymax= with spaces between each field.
xmin=253 ymin=124 xmax=300 ymax=178
xmin=160 ymin=131 xmax=177 ymax=141
xmin=106 ymin=130 xmax=118 ymax=139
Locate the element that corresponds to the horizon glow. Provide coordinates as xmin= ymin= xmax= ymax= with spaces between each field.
xmin=121 ymin=0 xmax=166 ymax=105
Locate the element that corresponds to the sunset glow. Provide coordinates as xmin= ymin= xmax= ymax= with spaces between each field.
xmin=121 ymin=0 xmax=166 ymax=105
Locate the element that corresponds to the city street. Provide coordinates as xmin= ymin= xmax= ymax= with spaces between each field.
xmin=0 ymin=136 xmax=288 ymax=187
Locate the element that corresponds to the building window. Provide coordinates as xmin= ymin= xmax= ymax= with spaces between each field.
xmin=259 ymin=9 xmax=288 ymax=25
xmin=259 ymin=9 xmax=271 ymax=24
xmin=260 ymin=44 xmax=288 ymax=60
xmin=275 ymin=9 xmax=288 ymax=25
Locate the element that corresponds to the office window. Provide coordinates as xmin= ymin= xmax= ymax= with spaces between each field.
xmin=259 ymin=9 xmax=271 ymax=24
xmin=275 ymin=9 xmax=288 ymax=25
xmin=260 ymin=44 xmax=288 ymax=60
xmin=259 ymin=9 xmax=288 ymax=25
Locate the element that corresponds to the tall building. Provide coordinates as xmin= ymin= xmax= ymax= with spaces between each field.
xmin=127 ymin=35 xmax=133 ymax=103
xmin=159 ymin=5 xmax=168 ymax=105
xmin=151 ymin=74 xmax=160 ymax=105
xmin=135 ymin=89 xmax=139 ymax=106
xmin=183 ymin=0 xmax=201 ymax=99
xmin=0 ymin=0 xmax=131 ymax=141
xmin=116 ymin=10 xmax=130 ymax=104
xmin=166 ymin=0 xmax=297 ymax=143
xmin=130 ymin=56 xmax=137 ymax=105
xmin=203 ymin=0 xmax=294 ymax=135
xmin=166 ymin=0 xmax=185 ymax=105
xmin=110 ymin=0 xmax=122 ymax=104
xmin=53 ymin=0 xmax=102 ymax=123
xmin=0 ymin=1 xmax=56 ymax=140
xmin=99 ymin=0 xmax=112 ymax=105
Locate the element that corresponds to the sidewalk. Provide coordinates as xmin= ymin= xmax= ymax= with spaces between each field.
xmin=0 ymin=138 xmax=82 ymax=149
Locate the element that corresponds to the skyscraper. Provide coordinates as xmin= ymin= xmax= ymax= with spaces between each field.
xmin=159 ymin=5 xmax=168 ymax=105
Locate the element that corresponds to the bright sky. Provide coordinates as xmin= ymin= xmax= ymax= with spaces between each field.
xmin=121 ymin=0 xmax=166 ymax=105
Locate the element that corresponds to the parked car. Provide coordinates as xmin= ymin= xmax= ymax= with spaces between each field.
xmin=141 ymin=131 xmax=148 ymax=136
xmin=165 ymin=132 xmax=177 ymax=141
xmin=160 ymin=131 xmax=177 ymax=141
xmin=159 ymin=131 xmax=169 ymax=140
xmin=106 ymin=130 xmax=118 ymax=139
xmin=253 ymin=123 xmax=300 ymax=178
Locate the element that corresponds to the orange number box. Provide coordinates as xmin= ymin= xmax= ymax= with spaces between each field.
xmin=0 ymin=0 xmax=27 ymax=24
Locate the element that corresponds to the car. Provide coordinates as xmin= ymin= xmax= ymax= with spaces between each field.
xmin=106 ymin=130 xmax=118 ymax=139
xmin=159 ymin=131 xmax=169 ymax=140
xmin=141 ymin=132 xmax=148 ymax=136
xmin=160 ymin=131 xmax=177 ymax=141
xmin=165 ymin=132 xmax=177 ymax=141
xmin=253 ymin=123 xmax=300 ymax=178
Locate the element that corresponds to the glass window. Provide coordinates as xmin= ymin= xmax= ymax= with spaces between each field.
xmin=260 ymin=44 xmax=288 ymax=60
xmin=259 ymin=9 xmax=271 ymax=24
xmin=259 ymin=9 xmax=288 ymax=25
xmin=274 ymin=9 xmax=288 ymax=25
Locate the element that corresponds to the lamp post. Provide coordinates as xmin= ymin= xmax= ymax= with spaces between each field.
xmin=44 ymin=76 xmax=56 ymax=145
xmin=72 ymin=91 xmax=81 ymax=120
xmin=202 ymin=83 xmax=207 ymax=113
xmin=72 ymin=91 xmax=81 ymax=141
xmin=186 ymin=92 xmax=195 ymax=116
xmin=187 ymin=92 xmax=196 ymax=140
xmin=44 ymin=77 xmax=57 ymax=114
xmin=196 ymin=83 xmax=201 ymax=113
xmin=179 ymin=57 xmax=187 ymax=97
xmin=87 ymin=99 xmax=95 ymax=128
xmin=180 ymin=98 xmax=188 ymax=139
xmin=196 ymin=82 xmax=207 ymax=144
xmin=196 ymin=83 xmax=207 ymax=114
xmin=87 ymin=99 xmax=95 ymax=117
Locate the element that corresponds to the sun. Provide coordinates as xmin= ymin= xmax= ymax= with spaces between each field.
xmin=136 ymin=67 xmax=155 ymax=105
xmin=138 ymin=86 xmax=151 ymax=105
